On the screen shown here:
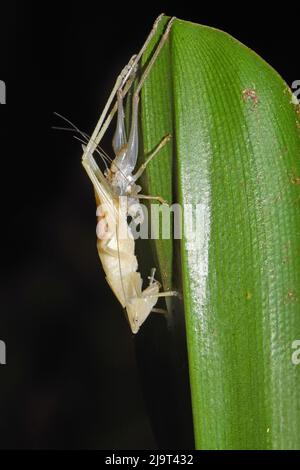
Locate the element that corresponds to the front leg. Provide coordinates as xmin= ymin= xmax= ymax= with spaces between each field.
xmin=135 ymin=194 xmax=169 ymax=205
xmin=133 ymin=134 xmax=171 ymax=182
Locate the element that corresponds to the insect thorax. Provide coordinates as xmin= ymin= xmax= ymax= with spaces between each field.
xmin=106 ymin=166 xmax=141 ymax=197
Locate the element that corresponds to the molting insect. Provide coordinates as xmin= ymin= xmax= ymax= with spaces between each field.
xmin=80 ymin=15 xmax=178 ymax=333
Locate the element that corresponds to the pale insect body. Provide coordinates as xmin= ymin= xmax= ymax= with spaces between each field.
xmin=82 ymin=15 xmax=177 ymax=333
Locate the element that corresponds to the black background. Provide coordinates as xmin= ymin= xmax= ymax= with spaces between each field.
xmin=0 ymin=1 xmax=298 ymax=450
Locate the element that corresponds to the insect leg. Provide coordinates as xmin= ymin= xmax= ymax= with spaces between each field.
xmin=82 ymin=150 xmax=117 ymax=218
xmin=151 ymin=307 xmax=168 ymax=314
xmin=134 ymin=16 xmax=175 ymax=98
xmin=112 ymin=89 xmax=127 ymax=154
xmin=84 ymin=14 xmax=166 ymax=159
xmin=83 ymin=59 xmax=136 ymax=160
xmin=133 ymin=134 xmax=171 ymax=182
xmin=124 ymin=16 xmax=175 ymax=174
xmin=143 ymin=291 xmax=180 ymax=300
xmin=131 ymin=139 xmax=174 ymax=202
xmin=135 ymin=194 xmax=168 ymax=205
xmin=119 ymin=13 xmax=166 ymax=89
xmin=155 ymin=291 xmax=180 ymax=298
xmin=89 ymin=76 xmax=134 ymax=159
xmin=146 ymin=267 xmax=180 ymax=299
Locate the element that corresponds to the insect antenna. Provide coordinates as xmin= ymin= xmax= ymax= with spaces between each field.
xmin=73 ymin=135 xmax=110 ymax=171
xmin=53 ymin=112 xmax=134 ymax=187
xmin=53 ymin=111 xmax=113 ymax=160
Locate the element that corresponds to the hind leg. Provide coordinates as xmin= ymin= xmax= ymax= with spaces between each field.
xmin=84 ymin=14 xmax=167 ymax=160
xmin=144 ymin=267 xmax=180 ymax=300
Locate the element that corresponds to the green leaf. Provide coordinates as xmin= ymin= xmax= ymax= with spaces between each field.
xmin=139 ymin=16 xmax=300 ymax=449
